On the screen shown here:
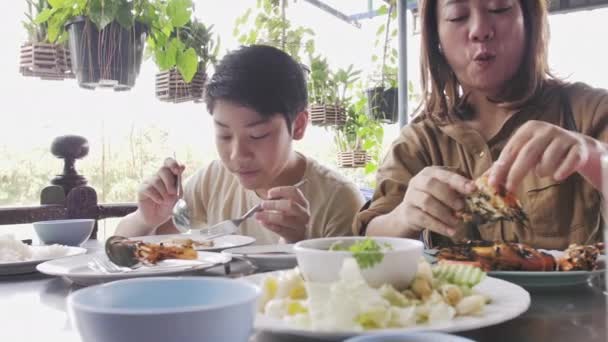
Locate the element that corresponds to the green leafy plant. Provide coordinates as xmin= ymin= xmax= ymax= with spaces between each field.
xmin=308 ymin=60 xmax=361 ymax=106
xmin=233 ymin=0 xmax=316 ymax=63
xmin=334 ymin=89 xmax=384 ymax=174
xmin=370 ymin=0 xmax=398 ymax=89
xmin=23 ymin=0 xmax=50 ymax=43
xmin=35 ymin=0 xmax=205 ymax=82
xmin=148 ymin=17 xmax=221 ymax=82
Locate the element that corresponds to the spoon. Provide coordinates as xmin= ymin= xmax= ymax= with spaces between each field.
xmin=171 ymin=156 xmax=191 ymax=233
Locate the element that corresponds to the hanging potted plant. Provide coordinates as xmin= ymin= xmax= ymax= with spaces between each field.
xmin=334 ymin=93 xmax=384 ymax=171
xmin=20 ymin=0 xmax=73 ymax=80
xmin=35 ymin=0 xmax=195 ymax=91
xmin=308 ymin=58 xmax=360 ymax=127
xmin=154 ymin=19 xmax=220 ymax=103
xmin=367 ymin=0 xmax=399 ymax=124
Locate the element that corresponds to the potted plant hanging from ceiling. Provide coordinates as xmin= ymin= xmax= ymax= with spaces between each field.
xmin=334 ymin=90 xmax=384 ymax=171
xmin=233 ymin=0 xmax=316 ymax=76
xmin=20 ymin=0 xmax=73 ymax=80
xmin=367 ymin=0 xmax=399 ymax=124
xmin=308 ymin=59 xmax=360 ymax=127
xmin=154 ymin=18 xmax=220 ymax=103
xmin=35 ymin=0 xmax=195 ymax=91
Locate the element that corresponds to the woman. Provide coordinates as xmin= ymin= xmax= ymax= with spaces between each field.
xmin=354 ymin=0 xmax=608 ymax=250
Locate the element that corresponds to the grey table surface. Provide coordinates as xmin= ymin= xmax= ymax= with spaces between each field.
xmin=0 ymin=241 xmax=606 ymax=342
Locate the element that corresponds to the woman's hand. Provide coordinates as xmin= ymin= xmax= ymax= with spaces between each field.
xmin=255 ymin=185 xmax=311 ymax=243
xmin=391 ymin=167 xmax=477 ymax=238
xmin=489 ymin=120 xmax=589 ymax=191
xmin=136 ymin=157 xmax=185 ymax=228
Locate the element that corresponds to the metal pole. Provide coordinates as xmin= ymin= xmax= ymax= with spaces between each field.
xmin=397 ymin=0 xmax=408 ymax=127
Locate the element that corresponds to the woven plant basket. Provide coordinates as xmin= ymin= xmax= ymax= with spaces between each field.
xmin=19 ymin=42 xmax=74 ymax=80
xmin=155 ymin=67 xmax=207 ymax=103
xmin=310 ymin=104 xmax=347 ymax=127
xmin=337 ymin=150 xmax=370 ymax=168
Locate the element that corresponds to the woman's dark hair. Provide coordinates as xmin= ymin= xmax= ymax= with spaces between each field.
xmin=204 ymin=44 xmax=308 ymax=131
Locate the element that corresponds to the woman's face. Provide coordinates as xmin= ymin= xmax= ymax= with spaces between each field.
xmin=436 ymin=0 xmax=526 ymax=96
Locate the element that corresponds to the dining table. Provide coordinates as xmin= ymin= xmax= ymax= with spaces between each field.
xmin=0 ymin=240 xmax=606 ymax=342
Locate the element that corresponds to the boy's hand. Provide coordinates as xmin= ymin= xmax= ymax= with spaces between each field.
xmin=255 ymin=185 xmax=311 ymax=243
xmin=136 ymin=157 xmax=185 ymax=228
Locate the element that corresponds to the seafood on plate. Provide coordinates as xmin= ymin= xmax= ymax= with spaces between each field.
xmin=457 ymin=175 xmax=528 ymax=226
xmin=105 ymin=236 xmax=198 ymax=267
xmin=436 ymin=240 xmax=602 ymax=272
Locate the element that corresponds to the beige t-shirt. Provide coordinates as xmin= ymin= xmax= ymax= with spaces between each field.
xmin=183 ymin=154 xmax=365 ymax=245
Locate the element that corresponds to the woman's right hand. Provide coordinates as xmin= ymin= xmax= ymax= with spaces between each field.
xmin=392 ymin=167 xmax=477 ymax=238
xmin=135 ymin=157 xmax=185 ymax=228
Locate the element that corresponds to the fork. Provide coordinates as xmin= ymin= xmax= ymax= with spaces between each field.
xmin=88 ymin=256 xmax=136 ymax=274
xmin=88 ymin=256 xmax=207 ymax=273
xmin=196 ymin=179 xmax=308 ymax=238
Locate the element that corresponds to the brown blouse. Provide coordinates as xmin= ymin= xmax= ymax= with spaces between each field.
xmin=354 ymin=82 xmax=608 ymax=250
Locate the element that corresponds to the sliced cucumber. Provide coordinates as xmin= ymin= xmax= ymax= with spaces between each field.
xmin=433 ymin=263 xmax=486 ymax=287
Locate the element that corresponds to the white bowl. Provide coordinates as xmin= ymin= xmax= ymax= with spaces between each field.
xmin=68 ymin=277 xmax=260 ymax=342
xmin=294 ymin=237 xmax=423 ymax=289
xmin=33 ymin=219 xmax=94 ymax=246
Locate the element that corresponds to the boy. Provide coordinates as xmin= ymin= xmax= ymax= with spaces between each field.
xmin=115 ymin=45 xmax=364 ymax=244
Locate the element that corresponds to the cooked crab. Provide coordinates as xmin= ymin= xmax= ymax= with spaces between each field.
xmin=457 ymin=175 xmax=528 ymax=226
xmin=105 ymin=236 xmax=198 ymax=267
xmin=558 ymin=243 xmax=601 ymax=271
xmin=437 ymin=240 xmax=602 ymax=272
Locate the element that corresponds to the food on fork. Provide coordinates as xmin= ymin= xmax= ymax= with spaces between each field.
xmin=105 ymin=236 xmax=197 ymax=267
xmin=457 ymin=175 xmax=528 ymax=226
xmin=436 ymin=240 xmax=602 ymax=272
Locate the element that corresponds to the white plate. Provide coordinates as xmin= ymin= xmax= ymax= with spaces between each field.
xmin=222 ymin=244 xmax=296 ymax=271
xmin=37 ymin=251 xmax=231 ymax=286
xmin=131 ymin=233 xmax=256 ymax=252
xmin=243 ymin=273 xmax=530 ymax=341
xmin=0 ymin=246 xmax=87 ymax=276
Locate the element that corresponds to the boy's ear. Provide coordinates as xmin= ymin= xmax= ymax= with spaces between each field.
xmin=292 ymin=110 xmax=308 ymax=140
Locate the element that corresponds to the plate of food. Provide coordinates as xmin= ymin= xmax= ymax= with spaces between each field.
xmin=242 ymin=257 xmax=530 ymax=341
xmin=425 ymin=174 xmax=605 ymax=288
xmin=130 ymin=233 xmax=256 ymax=252
xmin=0 ymin=234 xmax=87 ymax=276
xmin=37 ymin=236 xmax=231 ymax=286
xmin=431 ymin=241 xmax=605 ymax=288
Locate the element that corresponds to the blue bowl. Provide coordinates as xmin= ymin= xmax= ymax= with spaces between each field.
xmin=345 ymin=332 xmax=475 ymax=342
xmin=68 ymin=277 xmax=260 ymax=342
xmin=33 ymin=219 xmax=94 ymax=246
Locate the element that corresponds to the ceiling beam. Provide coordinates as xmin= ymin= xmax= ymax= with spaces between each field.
xmin=301 ymin=0 xmax=362 ymax=28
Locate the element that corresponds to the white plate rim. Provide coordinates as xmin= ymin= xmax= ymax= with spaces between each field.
xmin=36 ymin=251 xmax=232 ymax=281
xmin=0 ymin=246 xmax=87 ymax=275
xmin=129 ymin=233 xmax=256 ymax=252
xmin=242 ymin=272 xmax=531 ymax=340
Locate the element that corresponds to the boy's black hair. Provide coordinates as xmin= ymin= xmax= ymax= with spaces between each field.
xmin=204 ymin=45 xmax=308 ymax=132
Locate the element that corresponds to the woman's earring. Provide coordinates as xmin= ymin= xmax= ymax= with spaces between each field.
xmin=438 ymin=44 xmax=443 ymax=54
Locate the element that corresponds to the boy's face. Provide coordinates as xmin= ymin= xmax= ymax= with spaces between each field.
xmin=212 ymin=100 xmax=303 ymax=190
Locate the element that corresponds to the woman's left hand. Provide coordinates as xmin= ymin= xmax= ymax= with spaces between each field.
xmin=489 ymin=120 xmax=589 ymax=191
xmin=255 ymin=185 xmax=311 ymax=243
